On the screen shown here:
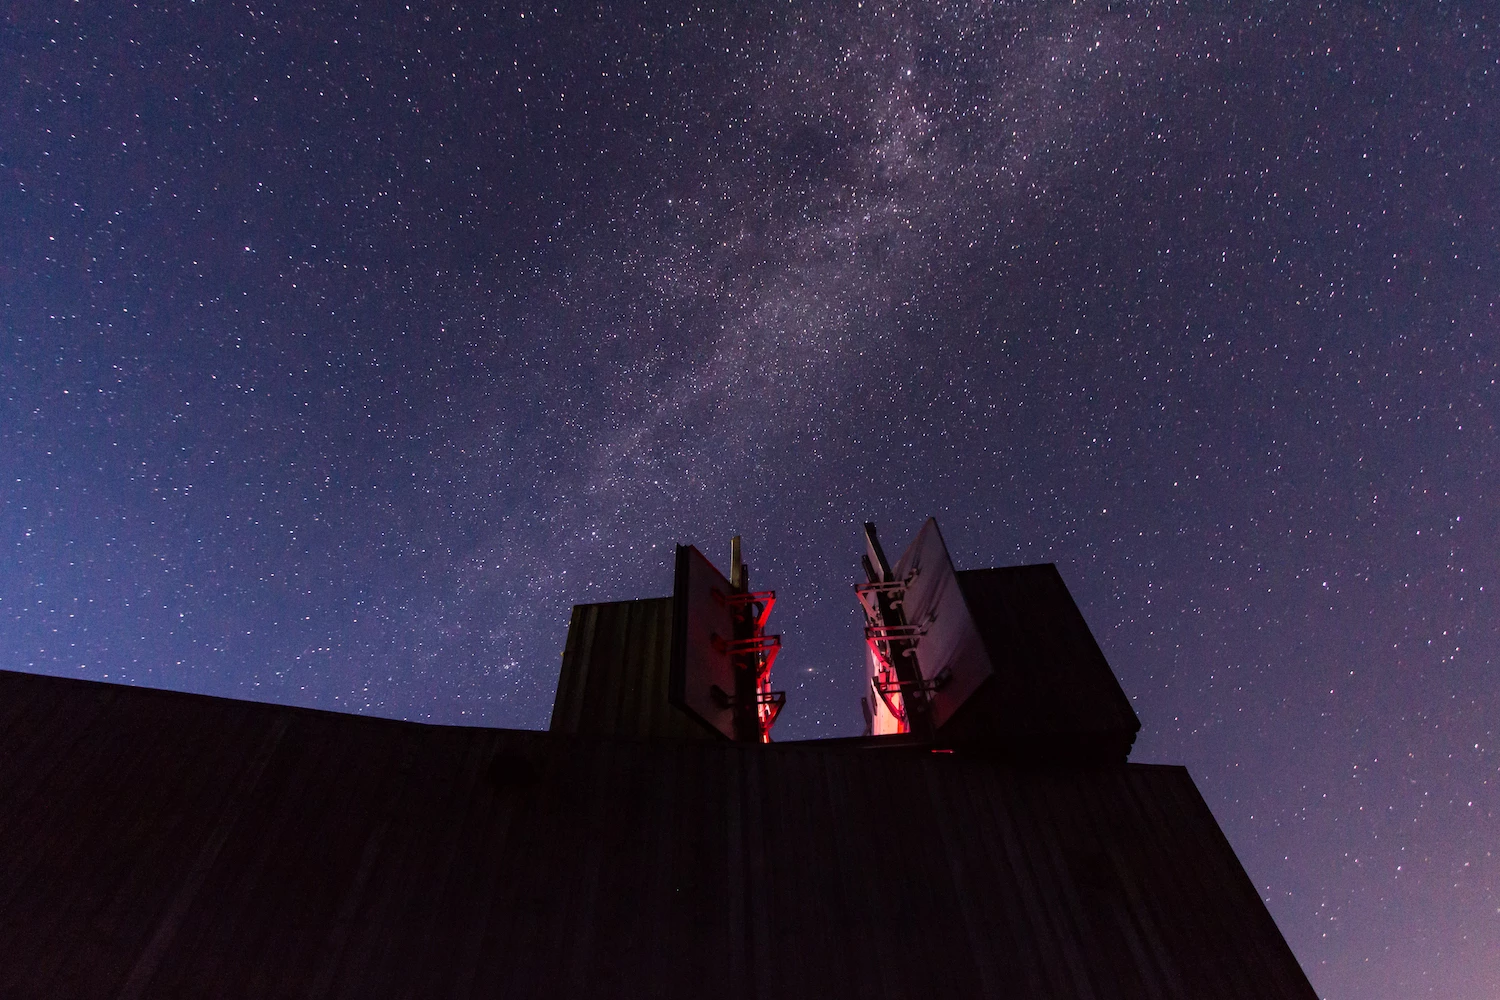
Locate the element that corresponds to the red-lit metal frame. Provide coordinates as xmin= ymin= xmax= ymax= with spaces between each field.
xmin=855 ymin=579 xmax=911 ymax=597
xmin=872 ymin=665 xmax=954 ymax=699
xmin=870 ymin=666 xmax=906 ymax=724
xmin=863 ymin=621 xmax=930 ymax=676
xmin=865 ymin=623 xmax=927 ymax=643
xmin=714 ymin=588 xmax=777 ymax=631
xmin=856 ymin=573 xmax=933 ymax=736
xmin=711 ymin=689 xmax=792 ymax=728
xmin=859 ymin=596 xmax=911 ymax=733
xmin=854 ymin=582 xmax=901 ymax=621
xmin=708 ymin=588 xmax=784 ymax=743
xmin=710 ymin=633 xmax=782 ymax=680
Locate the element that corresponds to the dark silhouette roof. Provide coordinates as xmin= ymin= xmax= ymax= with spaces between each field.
xmin=0 ymin=668 xmax=1314 ymax=999
xmin=941 ymin=564 xmax=1142 ymax=759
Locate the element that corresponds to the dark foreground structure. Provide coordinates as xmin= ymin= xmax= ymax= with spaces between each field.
xmin=0 ymin=529 xmax=1317 ymax=999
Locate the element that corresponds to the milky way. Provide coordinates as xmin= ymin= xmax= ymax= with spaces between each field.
xmin=2 ymin=4 xmax=1497 ymax=997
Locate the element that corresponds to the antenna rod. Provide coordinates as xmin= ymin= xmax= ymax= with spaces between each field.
xmin=730 ymin=535 xmax=747 ymax=593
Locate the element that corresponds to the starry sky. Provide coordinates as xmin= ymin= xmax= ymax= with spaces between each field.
xmin=2 ymin=2 xmax=1497 ymax=996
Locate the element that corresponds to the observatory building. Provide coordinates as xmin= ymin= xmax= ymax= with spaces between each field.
xmin=0 ymin=520 xmax=1316 ymax=999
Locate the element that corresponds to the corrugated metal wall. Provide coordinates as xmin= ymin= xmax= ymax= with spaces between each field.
xmin=550 ymin=597 xmax=713 ymax=740
xmin=0 ymin=669 xmax=1315 ymax=999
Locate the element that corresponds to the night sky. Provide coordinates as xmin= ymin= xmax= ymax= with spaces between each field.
xmin=3 ymin=3 xmax=1497 ymax=996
